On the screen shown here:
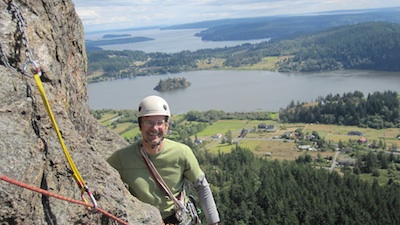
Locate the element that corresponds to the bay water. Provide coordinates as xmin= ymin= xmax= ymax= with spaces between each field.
xmin=86 ymin=29 xmax=400 ymax=114
xmin=88 ymin=70 xmax=400 ymax=114
xmin=84 ymin=28 xmax=270 ymax=53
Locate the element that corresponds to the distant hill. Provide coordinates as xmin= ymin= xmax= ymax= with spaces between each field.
xmin=163 ymin=7 xmax=400 ymax=41
xmin=273 ymin=21 xmax=400 ymax=72
xmin=86 ymin=21 xmax=400 ymax=82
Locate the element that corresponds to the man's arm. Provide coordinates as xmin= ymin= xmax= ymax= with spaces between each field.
xmin=193 ymin=174 xmax=220 ymax=225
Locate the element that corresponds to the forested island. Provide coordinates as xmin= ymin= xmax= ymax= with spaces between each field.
xmin=86 ymin=21 xmax=400 ymax=83
xmin=153 ymin=77 xmax=191 ymax=91
xmin=102 ymin=34 xmax=131 ymax=39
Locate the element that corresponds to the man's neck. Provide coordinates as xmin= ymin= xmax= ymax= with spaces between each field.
xmin=141 ymin=140 xmax=164 ymax=155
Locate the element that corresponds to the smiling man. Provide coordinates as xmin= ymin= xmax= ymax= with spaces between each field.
xmin=107 ymin=95 xmax=220 ymax=225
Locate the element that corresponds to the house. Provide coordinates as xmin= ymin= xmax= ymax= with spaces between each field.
xmin=257 ymin=123 xmax=267 ymax=129
xmin=282 ymin=131 xmax=293 ymax=139
xmin=212 ymin=133 xmax=222 ymax=138
xmin=258 ymin=124 xmax=276 ymax=132
xmin=306 ymin=135 xmax=316 ymax=140
xmin=266 ymin=125 xmax=276 ymax=132
xmin=358 ymin=137 xmax=367 ymax=143
xmin=338 ymin=158 xmax=356 ymax=166
xmin=298 ymin=145 xmax=312 ymax=150
xmin=348 ymin=131 xmax=364 ymax=136
xmin=238 ymin=129 xmax=249 ymax=138
xmin=298 ymin=145 xmax=317 ymax=151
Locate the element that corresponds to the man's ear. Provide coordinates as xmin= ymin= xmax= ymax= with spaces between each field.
xmin=138 ymin=117 xmax=142 ymax=130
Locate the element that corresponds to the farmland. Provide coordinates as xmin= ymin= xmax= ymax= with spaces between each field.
xmin=98 ymin=112 xmax=400 ymax=159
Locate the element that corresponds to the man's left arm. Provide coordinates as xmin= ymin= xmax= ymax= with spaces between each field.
xmin=194 ymin=174 xmax=220 ymax=225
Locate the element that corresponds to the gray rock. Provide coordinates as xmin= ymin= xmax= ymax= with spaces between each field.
xmin=0 ymin=0 xmax=161 ymax=224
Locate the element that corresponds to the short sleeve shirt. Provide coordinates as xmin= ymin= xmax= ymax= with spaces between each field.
xmin=107 ymin=138 xmax=204 ymax=219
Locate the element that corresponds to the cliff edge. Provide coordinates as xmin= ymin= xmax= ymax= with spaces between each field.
xmin=0 ymin=0 xmax=161 ymax=224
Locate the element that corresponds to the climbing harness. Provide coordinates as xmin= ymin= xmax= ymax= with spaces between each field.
xmin=140 ymin=147 xmax=201 ymax=225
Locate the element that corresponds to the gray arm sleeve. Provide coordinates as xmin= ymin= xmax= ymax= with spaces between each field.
xmin=194 ymin=174 xmax=220 ymax=224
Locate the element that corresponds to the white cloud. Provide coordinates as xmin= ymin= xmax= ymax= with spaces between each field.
xmin=71 ymin=0 xmax=400 ymax=32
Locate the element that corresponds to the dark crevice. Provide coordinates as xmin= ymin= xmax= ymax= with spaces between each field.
xmin=41 ymin=173 xmax=57 ymax=225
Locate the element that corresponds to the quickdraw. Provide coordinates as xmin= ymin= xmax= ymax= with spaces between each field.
xmin=7 ymin=0 xmax=97 ymax=210
xmin=25 ymin=60 xmax=98 ymax=209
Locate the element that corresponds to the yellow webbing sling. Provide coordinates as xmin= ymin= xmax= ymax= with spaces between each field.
xmin=29 ymin=63 xmax=97 ymax=209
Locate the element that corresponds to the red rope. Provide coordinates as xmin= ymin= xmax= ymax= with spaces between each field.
xmin=0 ymin=175 xmax=129 ymax=225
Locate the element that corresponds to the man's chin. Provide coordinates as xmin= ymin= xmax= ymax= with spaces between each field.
xmin=146 ymin=136 xmax=162 ymax=144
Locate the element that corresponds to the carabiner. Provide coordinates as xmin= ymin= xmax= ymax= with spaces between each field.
xmin=81 ymin=185 xmax=98 ymax=210
xmin=22 ymin=59 xmax=41 ymax=77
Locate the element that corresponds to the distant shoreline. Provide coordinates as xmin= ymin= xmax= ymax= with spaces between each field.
xmin=85 ymin=36 xmax=154 ymax=48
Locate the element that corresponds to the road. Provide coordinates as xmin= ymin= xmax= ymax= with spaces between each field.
xmin=329 ymin=151 xmax=340 ymax=172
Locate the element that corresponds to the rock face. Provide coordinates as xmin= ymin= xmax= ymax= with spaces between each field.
xmin=0 ymin=0 xmax=161 ymax=224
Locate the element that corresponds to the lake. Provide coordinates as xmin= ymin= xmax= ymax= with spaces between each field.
xmin=86 ymin=28 xmax=400 ymax=114
xmin=87 ymin=70 xmax=400 ymax=114
xmin=84 ymin=28 xmax=270 ymax=53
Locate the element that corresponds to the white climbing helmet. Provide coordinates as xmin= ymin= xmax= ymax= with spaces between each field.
xmin=138 ymin=95 xmax=171 ymax=118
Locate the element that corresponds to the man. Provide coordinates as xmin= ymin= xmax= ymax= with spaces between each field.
xmin=107 ymin=95 xmax=220 ymax=225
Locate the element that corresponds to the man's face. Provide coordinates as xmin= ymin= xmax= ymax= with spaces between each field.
xmin=140 ymin=115 xmax=169 ymax=145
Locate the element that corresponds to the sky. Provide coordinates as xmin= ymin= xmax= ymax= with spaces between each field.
xmin=71 ymin=0 xmax=400 ymax=32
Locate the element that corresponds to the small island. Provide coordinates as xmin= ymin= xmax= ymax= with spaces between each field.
xmin=85 ymin=36 xmax=154 ymax=48
xmin=154 ymin=77 xmax=191 ymax=91
xmin=103 ymin=34 xmax=131 ymax=39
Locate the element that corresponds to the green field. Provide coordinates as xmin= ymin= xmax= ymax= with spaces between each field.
xmin=96 ymin=112 xmax=400 ymax=185
xmin=196 ymin=56 xmax=285 ymax=71
xmin=196 ymin=120 xmax=249 ymax=137
xmin=99 ymin=113 xmax=399 ymax=156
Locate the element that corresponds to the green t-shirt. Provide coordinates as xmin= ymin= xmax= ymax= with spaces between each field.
xmin=107 ymin=138 xmax=204 ymax=219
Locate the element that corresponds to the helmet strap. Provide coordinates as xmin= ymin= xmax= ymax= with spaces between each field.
xmin=143 ymin=137 xmax=164 ymax=153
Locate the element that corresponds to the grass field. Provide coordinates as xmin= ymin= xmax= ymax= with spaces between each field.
xmin=196 ymin=120 xmax=249 ymax=137
xmin=97 ymin=112 xmax=400 ymax=185
xmin=121 ymin=128 xmax=140 ymax=139
xmin=112 ymin=122 xmax=134 ymax=134
xmin=194 ymin=120 xmax=399 ymax=163
xmin=303 ymin=123 xmax=400 ymax=147
xmin=195 ymin=56 xmax=283 ymax=71
xmin=239 ymin=56 xmax=280 ymax=70
xmin=98 ymin=113 xmax=400 ymax=162
xmin=98 ymin=113 xmax=119 ymax=124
